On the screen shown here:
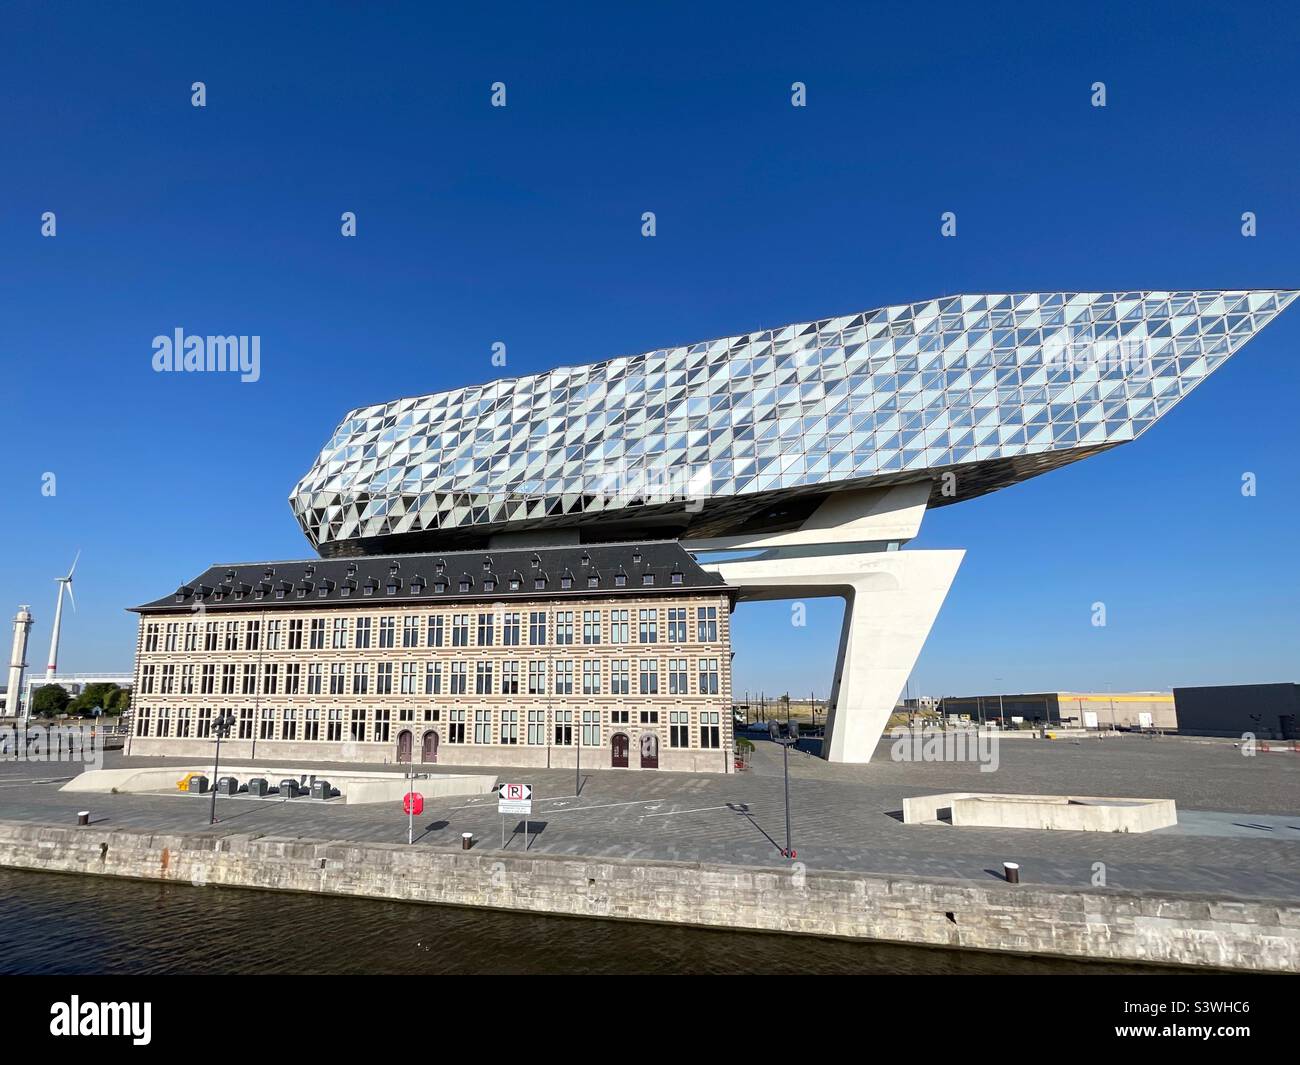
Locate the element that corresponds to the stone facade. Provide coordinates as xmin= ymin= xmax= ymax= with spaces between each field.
xmin=128 ymin=568 xmax=735 ymax=773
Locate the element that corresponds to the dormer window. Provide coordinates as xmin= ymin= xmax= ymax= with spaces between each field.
xmin=388 ymin=562 xmax=400 ymax=577
xmin=174 ymin=585 xmax=192 ymax=603
xmin=341 ymin=579 xmax=355 ymax=598
xmin=642 ymin=573 xmax=654 ymax=586
xmin=671 ymin=570 xmax=683 ymax=585
xmin=483 ymin=578 xmax=496 ymax=592
xmin=615 ymin=573 xmax=627 ymax=588
xmin=561 ymin=575 xmax=573 ymax=590
xmin=434 ymin=559 xmax=445 ymax=576
xmin=587 ymin=575 xmax=599 ymax=589
xmin=263 ymin=567 xmax=275 ymax=579
xmin=346 ymin=563 xmax=358 ymax=577
xmin=410 ymin=575 xmax=426 ymax=594
xmin=530 ymin=554 xmax=540 ymax=570
xmin=580 ymin=553 xmax=590 ymax=567
xmin=317 ymin=579 xmax=335 ymax=597
xmin=632 ymin=549 xmax=642 ymax=564
xmin=509 ymin=578 xmax=521 ymax=591
xmin=482 ymin=556 xmax=493 ymax=572
xmin=224 ymin=569 xmax=236 ymax=581
xmin=386 ymin=579 xmax=400 ymax=596
xmin=534 ymin=576 xmax=546 ymax=590
xmin=304 ymin=565 xmax=315 ymax=579
xmin=458 ymin=575 xmax=471 ymax=593
xmin=434 ymin=580 xmax=447 ymax=594
xmin=363 ymin=577 xmax=379 ymax=597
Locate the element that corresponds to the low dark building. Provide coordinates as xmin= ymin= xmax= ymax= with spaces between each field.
xmin=1173 ymin=683 xmax=1299 ymax=739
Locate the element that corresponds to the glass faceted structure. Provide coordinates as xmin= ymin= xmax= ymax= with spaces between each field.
xmin=291 ymin=290 xmax=1295 ymax=556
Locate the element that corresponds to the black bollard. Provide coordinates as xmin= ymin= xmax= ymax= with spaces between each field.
xmin=1003 ymin=861 xmax=1020 ymax=884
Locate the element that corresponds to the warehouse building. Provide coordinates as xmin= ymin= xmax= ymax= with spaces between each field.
xmin=1173 ymin=683 xmax=1298 ymax=739
xmin=941 ymin=691 xmax=1176 ymax=730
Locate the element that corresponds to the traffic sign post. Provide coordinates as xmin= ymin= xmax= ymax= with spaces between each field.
xmin=497 ymin=782 xmax=533 ymax=849
xmin=403 ymin=771 xmax=425 ymax=845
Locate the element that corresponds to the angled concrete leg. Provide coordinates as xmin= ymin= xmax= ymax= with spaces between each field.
xmin=711 ymin=548 xmax=964 ymax=763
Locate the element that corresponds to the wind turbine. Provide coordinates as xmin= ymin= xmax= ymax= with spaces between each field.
xmin=45 ymin=550 xmax=79 ymax=682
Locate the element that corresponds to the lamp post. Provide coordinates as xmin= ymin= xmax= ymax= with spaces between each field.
xmin=769 ymin=720 xmax=798 ymax=859
xmin=209 ymin=710 xmax=236 ymax=825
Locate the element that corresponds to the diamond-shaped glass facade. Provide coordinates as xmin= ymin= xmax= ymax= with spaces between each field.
xmin=291 ymin=290 xmax=1295 ymax=555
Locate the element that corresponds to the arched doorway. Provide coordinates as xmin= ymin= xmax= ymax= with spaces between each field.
xmin=396 ymin=730 xmax=412 ymax=763
xmin=639 ymin=732 xmax=659 ymax=769
xmin=420 ymin=730 xmax=439 ymax=763
xmin=611 ymin=732 xmax=629 ymax=768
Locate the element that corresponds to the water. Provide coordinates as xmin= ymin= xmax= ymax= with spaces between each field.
xmin=0 ymin=868 xmax=1167 ymax=975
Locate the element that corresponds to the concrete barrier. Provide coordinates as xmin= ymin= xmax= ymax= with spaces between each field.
xmin=0 ymin=820 xmax=1293 ymax=971
xmin=902 ymin=792 xmax=1177 ymax=832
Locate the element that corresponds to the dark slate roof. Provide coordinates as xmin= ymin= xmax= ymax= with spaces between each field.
xmin=130 ymin=540 xmax=732 ymax=614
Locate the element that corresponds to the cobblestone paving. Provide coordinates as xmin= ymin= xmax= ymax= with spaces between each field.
xmin=1 ymin=734 xmax=1296 ymax=900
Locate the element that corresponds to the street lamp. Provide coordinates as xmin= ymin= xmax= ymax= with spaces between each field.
xmin=209 ymin=710 xmax=236 ymax=825
xmin=769 ymin=720 xmax=799 ymax=859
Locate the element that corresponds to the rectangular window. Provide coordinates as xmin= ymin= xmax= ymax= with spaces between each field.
xmin=379 ymin=616 xmax=396 ymax=648
xmin=527 ymin=708 xmax=546 ymax=745
xmin=501 ymin=708 xmax=518 ymax=745
xmin=582 ymin=660 xmax=601 ymax=695
xmin=309 ymin=618 xmax=326 ymax=649
xmin=159 ymin=664 xmax=174 ymax=694
xmin=181 ymin=664 xmax=195 ymax=695
xmin=205 ymin=622 xmax=219 ymax=651
xmin=501 ymin=661 xmax=519 ymax=695
xmin=698 ymin=657 xmax=720 ymax=695
xmin=670 ymin=710 xmax=690 ymax=748
xmin=285 ymin=663 xmax=301 ymax=695
xmin=266 ymin=619 xmax=280 ymax=651
xmin=349 ymin=708 xmax=367 ymax=742
xmin=355 ymin=617 xmax=372 ymax=648
xmin=332 ymin=617 xmax=349 ymax=649
xmin=246 ymin=619 xmax=261 ymax=651
xmin=135 ymin=707 xmax=151 ymax=737
xmin=163 ymin=623 xmax=178 ymax=652
xmin=610 ymin=660 xmax=630 ymax=696
xmin=307 ymin=663 xmax=323 ymax=695
xmin=424 ymin=661 xmax=441 ymax=696
xmin=201 ymin=664 xmax=215 ymax=695
xmin=302 ymin=708 xmax=319 ymax=741
xmin=475 ymin=661 xmax=493 ymax=695
xmin=402 ymin=615 xmax=420 ymax=648
xmin=327 ymin=708 xmax=343 ymax=742
xmin=699 ymin=711 xmax=720 ymax=749
xmin=639 ymin=659 xmax=658 ymax=695
xmin=197 ymin=707 xmax=213 ymax=738
xmin=242 ymin=663 xmax=257 ymax=695
xmin=373 ymin=708 xmax=391 ymax=743
xmin=376 ymin=662 xmax=393 ymax=695
xmin=697 ymin=606 xmax=718 ymax=642
xmin=330 ymin=662 xmax=347 ymax=695
xmin=529 ymin=611 xmax=547 ymax=645
xmin=451 ymin=614 xmax=469 ymax=647
xmin=553 ymin=709 xmax=573 ymax=746
xmin=450 ymin=661 xmax=467 ymax=695
xmin=668 ymin=658 xmax=688 ymax=695
xmin=261 ymin=663 xmax=277 ymax=695
xmin=476 ymin=613 xmax=494 ymax=646
xmin=668 ymin=608 xmax=688 ymax=643
xmin=352 ymin=662 xmax=369 ymax=695
xmin=155 ymin=708 xmax=170 ymax=738
xmin=288 ymin=619 xmax=303 ymax=650
xmin=238 ymin=707 xmax=254 ymax=740
xmin=582 ymin=610 xmax=601 ymax=644
xmin=225 ymin=621 xmax=240 ymax=651
xmin=582 ymin=709 xmax=600 ymax=747
xmin=259 ymin=707 xmax=275 ymax=740
xmin=184 ymin=623 xmax=198 ymax=652
xmin=474 ymin=708 xmax=492 ymax=744
xmin=638 ymin=609 xmax=658 ymax=643
xmin=447 ymin=708 xmax=466 ymax=744
xmin=639 ymin=709 xmax=659 ymax=725
xmin=144 ymin=624 xmax=159 ymax=653
xmin=177 ymin=706 xmax=191 ymax=738
xmin=427 ymin=615 xmax=444 ymax=647
xmin=281 ymin=707 xmax=297 ymax=741
xmin=502 ymin=612 xmax=521 ymax=646
xmin=554 ymin=659 xmax=574 ymax=696
xmin=220 ymin=664 xmax=236 ymax=695
xmin=400 ymin=661 xmax=418 ymax=695
xmin=527 ymin=660 xmax=546 ymax=695
xmin=554 ymin=611 xmax=574 ymax=645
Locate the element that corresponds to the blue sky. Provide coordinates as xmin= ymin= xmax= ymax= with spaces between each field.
xmin=1 ymin=1 xmax=1296 ymax=699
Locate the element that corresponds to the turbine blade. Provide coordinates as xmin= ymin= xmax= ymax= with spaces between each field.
xmin=67 ymin=549 xmax=81 ymax=579
xmin=66 ymin=582 xmax=76 ymax=612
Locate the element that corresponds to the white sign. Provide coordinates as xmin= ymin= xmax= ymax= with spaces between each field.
xmin=498 ymin=782 xmax=532 ymax=815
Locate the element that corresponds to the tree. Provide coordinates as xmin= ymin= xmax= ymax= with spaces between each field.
xmin=68 ymin=682 xmax=122 ymax=717
xmin=31 ymin=684 xmax=71 ymax=717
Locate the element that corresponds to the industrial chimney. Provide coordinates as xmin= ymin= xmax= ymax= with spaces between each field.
xmin=8 ymin=605 xmax=34 ymax=720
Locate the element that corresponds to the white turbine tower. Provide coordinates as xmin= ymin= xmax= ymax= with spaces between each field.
xmin=45 ymin=550 xmax=79 ymax=683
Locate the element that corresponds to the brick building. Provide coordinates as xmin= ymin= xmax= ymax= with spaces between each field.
xmin=127 ymin=541 xmax=735 ymax=772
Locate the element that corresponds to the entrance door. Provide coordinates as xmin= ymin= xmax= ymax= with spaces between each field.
xmin=611 ymin=732 xmax=629 ymax=768
xmin=639 ymin=732 xmax=659 ymax=769
xmin=396 ymin=730 xmax=412 ymax=763
xmin=421 ymin=730 xmax=439 ymax=763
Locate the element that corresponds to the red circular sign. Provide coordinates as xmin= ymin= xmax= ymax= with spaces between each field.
xmin=403 ymin=792 xmax=424 ymax=816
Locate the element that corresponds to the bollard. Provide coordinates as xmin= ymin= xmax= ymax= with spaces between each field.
xmin=1003 ymin=861 xmax=1020 ymax=884
xmin=77 ymin=811 xmax=90 ymax=826
xmin=461 ymin=832 xmax=473 ymax=851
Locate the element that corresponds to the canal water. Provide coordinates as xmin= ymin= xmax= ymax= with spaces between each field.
xmin=0 ymin=867 xmax=1165 ymax=975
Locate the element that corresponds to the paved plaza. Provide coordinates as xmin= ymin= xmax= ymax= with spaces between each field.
xmin=1 ymin=733 xmax=1297 ymax=900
